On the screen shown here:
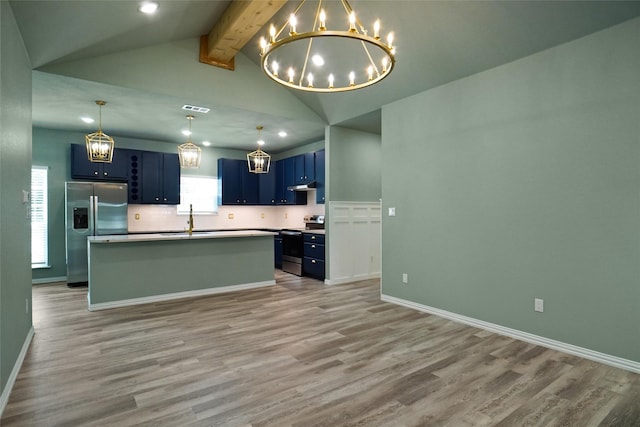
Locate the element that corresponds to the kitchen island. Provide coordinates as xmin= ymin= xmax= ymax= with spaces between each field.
xmin=87 ymin=230 xmax=276 ymax=311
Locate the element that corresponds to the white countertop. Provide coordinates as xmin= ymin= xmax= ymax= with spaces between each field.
xmin=88 ymin=230 xmax=277 ymax=244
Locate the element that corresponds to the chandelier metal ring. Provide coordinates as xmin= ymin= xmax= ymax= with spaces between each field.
xmin=261 ymin=30 xmax=395 ymax=93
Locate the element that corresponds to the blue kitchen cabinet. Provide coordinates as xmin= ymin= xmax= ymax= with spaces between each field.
xmin=218 ymin=159 xmax=259 ymax=205
xmin=303 ymin=232 xmax=325 ymax=280
xmin=141 ymin=152 xmax=180 ymax=204
xmin=276 ymin=157 xmax=306 ymax=205
xmin=258 ymin=162 xmax=277 ymax=205
xmin=70 ymin=143 xmax=128 ymax=181
xmin=293 ymin=152 xmax=315 ymax=184
xmin=274 ymin=233 xmax=283 ymax=269
xmin=314 ymin=149 xmax=325 ymax=204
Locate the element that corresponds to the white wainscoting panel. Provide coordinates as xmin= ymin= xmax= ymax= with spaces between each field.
xmin=327 ymin=201 xmax=381 ymax=285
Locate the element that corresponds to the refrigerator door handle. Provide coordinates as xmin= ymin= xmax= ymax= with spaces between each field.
xmin=89 ymin=195 xmax=97 ymax=236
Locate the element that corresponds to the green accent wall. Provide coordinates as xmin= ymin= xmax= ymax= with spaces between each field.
xmin=381 ymin=18 xmax=640 ymax=363
xmin=326 ymin=126 xmax=381 ymax=202
xmin=0 ymin=0 xmax=33 ymax=396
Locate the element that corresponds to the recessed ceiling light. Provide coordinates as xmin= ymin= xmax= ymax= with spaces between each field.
xmin=139 ymin=2 xmax=158 ymax=15
xmin=278 ymin=131 xmax=287 ymax=137
xmin=311 ymin=54 xmax=324 ymax=66
xmin=81 ymin=117 xmax=94 ymax=124
xmin=182 ymin=130 xmax=192 ymax=136
xmin=202 ymin=141 xmax=211 ymax=147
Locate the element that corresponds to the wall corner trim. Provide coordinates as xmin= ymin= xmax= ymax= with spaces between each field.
xmin=0 ymin=327 xmax=35 ymax=417
xmin=381 ymin=294 xmax=640 ymax=375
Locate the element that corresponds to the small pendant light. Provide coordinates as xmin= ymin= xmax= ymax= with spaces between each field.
xmin=85 ymin=100 xmax=115 ymax=163
xmin=247 ymin=126 xmax=271 ymax=174
xmin=178 ymin=115 xmax=202 ymax=168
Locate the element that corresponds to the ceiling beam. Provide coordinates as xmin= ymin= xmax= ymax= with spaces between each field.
xmin=200 ymin=0 xmax=287 ymax=71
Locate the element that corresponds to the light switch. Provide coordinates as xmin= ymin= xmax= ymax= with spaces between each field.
xmin=135 ymin=213 xmax=140 ymax=220
xmin=388 ymin=207 xmax=396 ymax=217
xmin=22 ymin=190 xmax=30 ymax=204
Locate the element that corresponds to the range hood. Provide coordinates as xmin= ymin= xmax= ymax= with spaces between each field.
xmin=288 ymin=181 xmax=317 ymax=191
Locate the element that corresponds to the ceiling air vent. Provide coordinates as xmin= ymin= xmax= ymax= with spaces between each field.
xmin=182 ymin=105 xmax=210 ymax=114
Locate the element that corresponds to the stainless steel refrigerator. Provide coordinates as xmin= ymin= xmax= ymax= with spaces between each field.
xmin=65 ymin=182 xmax=128 ymax=286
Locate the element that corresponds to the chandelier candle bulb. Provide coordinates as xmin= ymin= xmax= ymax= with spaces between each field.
xmin=387 ymin=32 xmax=394 ymax=48
xmin=260 ymin=37 xmax=267 ymax=55
xmin=307 ymin=72 xmax=314 ymax=87
xmin=289 ymin=14 xmax=297 ymax=35
xmin=319 ymin=9 xmax=326 ymax=30
xmin=269 ymin=25 xmax=276 ymax=43
xmin=382 ymin=57 xmax=388 ymax=72
xmin=367 ymin=66 xmax=374 ymax=81
xmin=349 ymin=71 xmax=355 ymax=86
xmin=271 ymin=60 xmax=279 ymax=76
xmin=349 ymin=11 xmax=356 ymax=32
xmin=328 ymin=73 xmax=335 ymax=88
xmin=374 ymin=20 xmax=381 ymax=39
xmin=288 ymin=67 xmax=295 ymax=83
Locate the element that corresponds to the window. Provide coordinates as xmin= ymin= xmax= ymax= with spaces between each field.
xmin=31 ymin=166 xmax=48 ymax=268
xmin=177 ymin=175 xmax=218 ymax=215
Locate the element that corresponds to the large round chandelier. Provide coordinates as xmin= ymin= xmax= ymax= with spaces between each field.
xmin=259 ymin=0 xmax=396 ymax=93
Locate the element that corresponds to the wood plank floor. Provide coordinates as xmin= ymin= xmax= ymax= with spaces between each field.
xmin=2 ymin=272 xmax=639 ymax=426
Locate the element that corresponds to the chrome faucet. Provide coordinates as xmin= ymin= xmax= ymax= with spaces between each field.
xmin=187 ymin=203 xmax=194 ymax=235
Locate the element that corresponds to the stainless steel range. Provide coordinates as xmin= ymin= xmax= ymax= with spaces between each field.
xmin=281 ymin=215 xmax=325 ymax=276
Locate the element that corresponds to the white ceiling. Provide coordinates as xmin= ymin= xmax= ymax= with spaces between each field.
xmin=10 ymin=0 xmax=640 ymax=151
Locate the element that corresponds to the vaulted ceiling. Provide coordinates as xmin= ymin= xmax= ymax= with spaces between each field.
xmin=9 ymin=0 xmax=640 ymax=152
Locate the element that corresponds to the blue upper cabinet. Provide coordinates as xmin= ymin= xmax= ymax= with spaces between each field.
xmin=293 ymin=153 xmax=315 ymax=184
xmin=70 ymin=143 xmax=128 ymax=181
xmin=278 ymin=157 xmax=306 ymax=205
xmin=218 ymin=158 xmax=260 ymax=205
xmin=258 ymin=163 xmax=277 ymax=205
xmin=141 ymin=152 xmax=180 ymax=204
xmin=314 ymin=149 xmax=325 ymax=204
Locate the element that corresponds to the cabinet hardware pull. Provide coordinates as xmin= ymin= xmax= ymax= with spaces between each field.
xmin=311 ymin=244 xmax=316 ymax=248
xmin=312 ymin=260 xmax=316 ymax=263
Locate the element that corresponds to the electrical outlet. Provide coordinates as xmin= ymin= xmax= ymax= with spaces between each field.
xmin=402 ymin=273 xmax=408 ymax=284
xmin=261 ymin=212 xmax=265 ymax=219
xmin=534 ymin=298 xmax=544 ymax=312
xmin=389 ymin=207 xmax=396 ymax=217
xmin=135 ymin=213 xmax=140 ymax=220
xmin=228 ymin=213 xmax=234 ymax=219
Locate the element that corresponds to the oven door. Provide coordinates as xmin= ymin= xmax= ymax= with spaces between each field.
xmin=281 ymin=230 xmax=303 ymax=275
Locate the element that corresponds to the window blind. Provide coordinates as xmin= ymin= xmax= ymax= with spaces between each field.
xmin=31 ymin=166 xmax=48 ymax=267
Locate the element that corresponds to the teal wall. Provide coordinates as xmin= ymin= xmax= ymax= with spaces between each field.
xmin=326 ymin=126 xmax=381 ymax=202
xmin=381 ymin=18 xmax=640 ymax=363
xmin=32 ymin=127 xmax=325 ymax=282
xmin=0 ymin=0 xmax=33 ymax=396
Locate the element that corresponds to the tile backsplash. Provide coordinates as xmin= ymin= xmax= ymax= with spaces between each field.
xmin=127 ymin=194 xmax=325 ymax=232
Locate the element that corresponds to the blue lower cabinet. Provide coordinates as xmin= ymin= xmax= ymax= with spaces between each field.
xmin=274 ymin=235 xmax=283 ymax=269
xmin=303 ymin=257 xmax=325 ymax=280
xmin=302 ymin=232 xmax=325 ymax=280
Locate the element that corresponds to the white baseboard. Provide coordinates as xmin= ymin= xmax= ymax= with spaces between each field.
xmin=0 ymin=327 xmax=34 ymax=417
xmin=88 ymin=280 xmax=276 ymax=311
xmin=325 ymin=273 xmax=380 ymax=286
xmin=381 ymin=294 xmax=640 ymax=374
xmin=32 ymin=276 xmax=67 ymax=285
